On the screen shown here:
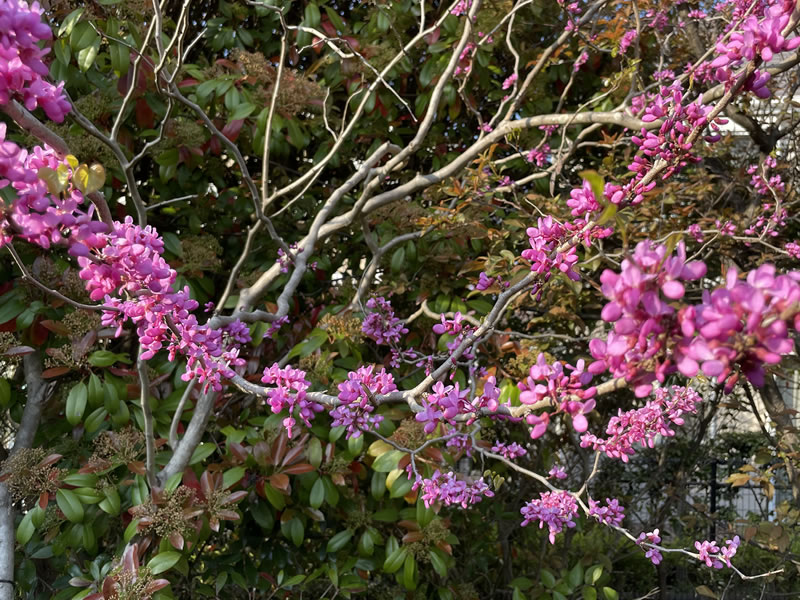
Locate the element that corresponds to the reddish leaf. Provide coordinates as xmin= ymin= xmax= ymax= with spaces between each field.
xmin=169 ymin=531 xmax=184 ymax=550
xmin=39 ymin=319 xmax=70 ymax=336
xmin=282 ymin=435 xmax=309 ymax=466
xmin=282 ymin=462 xmax=315 ymax=475
xmin=38 ymin=453 xmax=62 ymax=467
xmin=398 ymin=520 xmax=420 ymax=531
xmin=229 ymin=441 xmax=249 ymax=463
xmin=41 ymin=367 xmax=71 ymax=379
xmin=5 ymin=345 xmax=35 ymax=356
xmin=225 ymin=491 xmax=248 ymax=504
xmin=127 ymin=461 xmax=146 ymax=476
xmin=269 ymin=473 xmax=290 ymax=492
xmin=424 ymin=447 xmax=444 ymax=462
xmin=253 ymin=441 xmax=271 ymax=467
xmin=136 ymin=98 xmax=154 ymax=129
xmin=144 ymin=579 xmax=170 ymax=595
xmin=222 ymin=119 xmax=243 ymax=142
xmin=271 ymin=432 xmax=288 ymax=466
xmin=38 ymin=492 xmax=49 ymax=510
xmin=402 ymin=531 xmax=424 ymax=543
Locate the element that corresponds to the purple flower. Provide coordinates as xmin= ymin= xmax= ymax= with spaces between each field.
xmin=520 ymin=491 xmax=579 ymax=543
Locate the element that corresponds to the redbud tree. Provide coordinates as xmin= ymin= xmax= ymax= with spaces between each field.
xmin=0 ymin=0 xmax=799 ymax=598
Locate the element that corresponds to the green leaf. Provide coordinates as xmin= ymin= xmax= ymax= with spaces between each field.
xmin=0 ymin=298 xmax=24 ymax=325
xmin=229 ymin=102 xmax=256 ymax=122
xmin=110 ymin=42 xmax=129 ymax=76
xmin=583 ymin=587 xmax=598 ymax=600
xmin=304 ymin=3 xmax=321 ymax=27
xmin=98 ymin=486 xmax=121 ymax=515
xmin=264 ymin=483 xmax=286 ymax=510
xmin=84 ymin=407 xmax=107 ymax=433
xmin=568 ymin=563 xmax=584 ymax=588
xmin=189 ymin=443 xmax=216 ymax=465
xmin=383 ymin=547 xmax=407 ymax=573
xmin=62 ymin=473 xmax=98 ymax=487
xmin=162 ymin=232 xmax=183 ymax=257
xmin=309 ymin=478 xmax=325 ymax=509
xmin=372 ymin=450 xmax=405 ymax=472
xmin=541 ymin=569 xmax=556 ymax=589
xmin=307 ymin=437 xmax=322 ymax=467
xmin=16 ymin=510 xmax=35 ymax=545
xmin=89 ymin=350 xmax=129 ymax=367
xmin=595 ymin=201 xmax=618 ymax=226
xmin=324 ymin=6 xmax=346 ymax=31
xmin=251 ymin=501 xmax=274 ymax=530
xmin=402 ymin=552 xmax=417 ymax=590
xmin=222 ymin=466 xmax=245 ymax=489
xmin=66 ymin=382 xmax=88 ymax=425
xmin=147 ymin=551 xmax=182 ymax=575
xmin=389 ymin=474 xmax=413 ymax=499
xmin=69 ymin=21 xmax=97 ymax=51
xmin=77 ymin=39 xmax=100 ymax=71
xmin=371 ymin=472 xmax=386 ymax=500
xmin=429 ymin=548 xmax=447 ymax=577
xmin=390 ymin=247 xmax=405 ymax=272
xmin=585 ymin=566 xmax=603 ymax=586
xmin=88 ymin=374 xmax=103 ymax=407
xmin=164 ymin=472 xmax=183 ymax=493
xmin=56 ymin=489 xmax=84 ymax=523
xmin=602 ymin=587 xmax=619 ymax=600
xmin=58 ymin=8 xmax=85 ymax=38
xmin=357 ymin=531 xmax=374 ymax=556
xmin=326 ymin=529 xmax=353 ymax=553
xmin=0 ymin=379 xmax=11 ymax=407
xmin=510 ymin=577 xmax=533 ymax=591
xmin=288 ymin=518 xmax=304 ymax=547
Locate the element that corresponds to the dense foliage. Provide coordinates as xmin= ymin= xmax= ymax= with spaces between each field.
xmin=1 ymin=0 xmax=800 ymax=599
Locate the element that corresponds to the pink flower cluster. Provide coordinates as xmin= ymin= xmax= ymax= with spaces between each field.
xmin=331 ymin=365 xmax=395 ymax=438
xmin=521 ymin=217 xmax=580 ymax=282
xmin=0 ymin=129 xmax=105 ymax=251
xmin=525 ymin=144 xmax=550 ymax=167
xmin=261 ymin=363 xmax=324 ymax=438
xmin=619 ymin=29 xmax=639 ymax=54
xmin=748 ymin=156 xmax=784 ymax=196
xmin=580 ymin=386 xmax=701 ymax=461
xmin=361 ymin=296 xmax=408 ymax=345
xmin=711 ymin=0 xmax=800 ymax=97
xmin=567 ymin=180 xmax=601 ymax=217
xmin=588 ymin=240 xmax=706 ymax=397
xmin=76 ymin=217 xmax=251 ymax=391
xmin=636 ymin=529 xmax=664 ymax=565
xmin=0 ymin=0 xmax=71 ymax=122
xmin=491 ymin=441 xmax=527 ymax=459
xmin=450 ymin=0 xmax=472 ymax=17
xmin=548 ymin=465 xmax=567 ymax=479
xmin=476 ymin=272 xmax=495 ymax=291
xmin=629 ymin=82 xmax=727 ymax=184
xmin=415 ymin=381 xmax=469 ymax=434
xmin=588 ymin=497 xmax=625 ymax=526
xmin=695 ymin=536 xmax=740 ymax=568
xmin=415 ymin=470 xmax=494 ymax=508
xmin=518 ymin=353 xmax=596 ymax=437
xmin=675 ymin=264 xmax=799 ymax=389
xmin=520 ymin=490 xmax=578 ymax=543
xmin=433 ymin=312 xmax=467 ymax=335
